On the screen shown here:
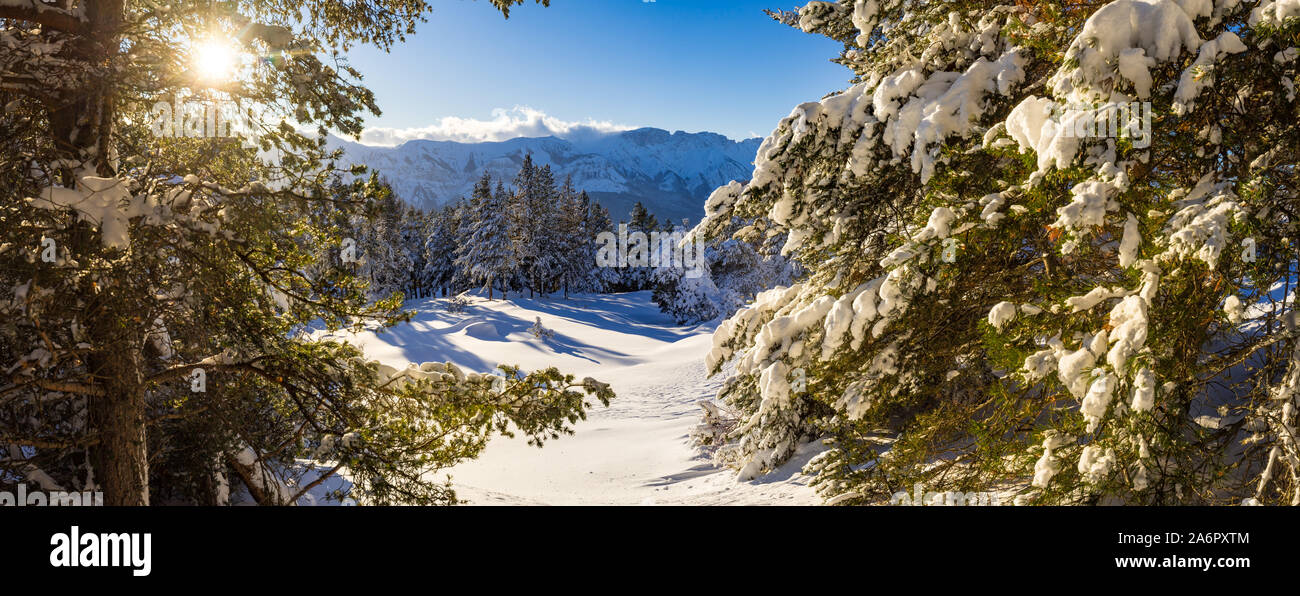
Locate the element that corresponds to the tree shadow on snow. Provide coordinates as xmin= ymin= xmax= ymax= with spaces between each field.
xmin=374 ymin=292 xmax=685 ymax=370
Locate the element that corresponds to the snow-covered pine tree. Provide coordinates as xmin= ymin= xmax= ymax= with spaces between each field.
xmin=509 ymin=154 xmax=540 ymax=296
xmin=456 ymin=173 xmax=516 ymax=300
xmin=502 ymin=157 xmax=571 ymax=297
xmin=629 ymin=201 xmax=661 ymax=233
xmin=698 ymin=0 xmax=1300 ymax=505
xmin=652 ymin=231 xmax=723 ymax=324
xmin=352 ymin=187 xmax=414 ymax=299
xmin=555 ymin=177 xmax=592 ymax=297
xmin=0 ymin=0 xmax=610 ymax=505
xmin=653 ymin=204 xmax=799 ymax=324
xmin=616 ymin=201 xmax=663 ymax=291
xmin=710 ymin=234 xmax=800 ymax=320
xmin=399 ymin=204 xmax=429 ymax=297
xmin=491 ymin=179 xmax=525 ymax=295
xmin=423 ymin=200 xmax=464 ymax=297
xmin=532 ymin=164 xmax=565 ymax=296
xmin=585 ymin=198 xmax=622 ymax=292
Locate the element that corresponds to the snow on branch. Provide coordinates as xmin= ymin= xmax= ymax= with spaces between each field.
xmin=0 ymin=0 xmax=88 ymax=34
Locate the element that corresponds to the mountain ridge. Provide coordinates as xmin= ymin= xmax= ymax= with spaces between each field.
xmin=329 ymin=127 xmax=762 ymax=223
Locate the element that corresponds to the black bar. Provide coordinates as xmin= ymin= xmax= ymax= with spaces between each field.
xmin=3 ymin=506 xmax=1287 ymax=586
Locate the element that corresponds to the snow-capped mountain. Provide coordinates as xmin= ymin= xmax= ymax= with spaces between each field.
xmin=329 ymin=128 xmax=761 ymax=223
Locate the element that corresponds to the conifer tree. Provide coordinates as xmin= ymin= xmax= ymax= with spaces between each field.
xmin=652 ymin=224 xmax=722 ymax=324
xmin=423 ymin=201 xmax=463 ymax=297
xmin=456 ymin=173 xmax=516 ymax=300
xmin=0 ymin=0 xmax=610 ymax=505
xmin=509 ymin=155 xmax=541 ymax=297
xmin=555 ymin=177 xmax=590 ymax=297
xmin=699 ymin=0 xmax=1300 ymax=505
xmin=629 ymin=201 xmax=661 ymax=233
xmin=530 ymin=164 xmax=565 ymax=296
xmin=352 ymin=187 xmax=414 ymax=299
xmin=619 ymin=201 xmax=662 ymax=291
xmin=653 ymin=213 xmax=796 ymax=325
xmin=399 ymin=205 xmax=428 ymax=297
xmin=585 ymin=199 xmax=622 ymax=292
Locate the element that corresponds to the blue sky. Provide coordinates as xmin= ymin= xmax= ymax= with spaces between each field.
xmin=343 ymin=0 xmax=850 ymax=145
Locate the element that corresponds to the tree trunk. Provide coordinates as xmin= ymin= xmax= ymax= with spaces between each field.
xmin=86 ymin=345 xmax=149 ymax=506
xmin=54 ymin=0 xmax=144 ymax=505
xmin=46 ymin=0 xmax=122 ymax=178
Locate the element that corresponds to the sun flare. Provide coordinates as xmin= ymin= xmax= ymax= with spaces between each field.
xmin=194 ymin=39 xmax=238 ymax=82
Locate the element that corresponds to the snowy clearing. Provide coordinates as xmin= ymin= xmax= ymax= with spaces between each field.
xmin=334 ymin=291 xmax=821 ymax=505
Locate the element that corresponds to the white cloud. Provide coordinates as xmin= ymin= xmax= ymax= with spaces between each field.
xmin=358 ymin=106 xmax=635 ymax=146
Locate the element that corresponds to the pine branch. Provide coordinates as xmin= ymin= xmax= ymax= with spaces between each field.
xmin=0 ymin=1 xmax=89 ymax=34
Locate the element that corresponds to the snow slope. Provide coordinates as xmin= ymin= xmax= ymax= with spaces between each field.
xmin=332 ymin=291 xmax=820 ymax=505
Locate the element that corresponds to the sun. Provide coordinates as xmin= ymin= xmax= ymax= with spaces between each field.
xmin=194 ymin=39 xmax=238 ymax=82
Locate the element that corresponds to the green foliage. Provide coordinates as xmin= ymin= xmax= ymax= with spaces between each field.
xmin=700 ymin=0 xmax=1300 ymax=505
xmin=0 ymin=0 xmax=611 ymax=505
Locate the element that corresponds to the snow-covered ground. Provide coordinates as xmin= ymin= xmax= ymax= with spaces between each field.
xmin=337 ymin=291 xmax=820 ymax=505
